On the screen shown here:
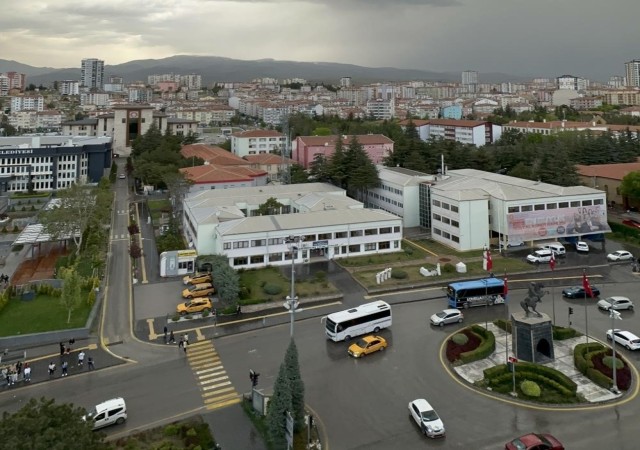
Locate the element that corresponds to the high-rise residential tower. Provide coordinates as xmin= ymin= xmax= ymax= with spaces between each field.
xmin=81 ymin=58 xmax=105 ymax=89
xmin=461 ymin=70 xmax=478 ymax=93
xmin=625 ymin=59 xmax=640 ymax=87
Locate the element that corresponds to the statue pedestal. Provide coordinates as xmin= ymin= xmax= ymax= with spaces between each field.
xmin=511 ymin=311 xmax=555 ymax=363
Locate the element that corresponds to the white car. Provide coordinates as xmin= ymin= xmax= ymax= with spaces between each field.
xmin=606 ymin=329 xmax=640 ymax=350
xmin=430 ymin=309 xmax=463 ymax=327
xmin=119 ymin=174 xmax=126 ymax=179
xmin=607 ymin=250 xmax=634 ymax=262
xmin=499 ymin=240 xmax=524 ymax=249
xmin=597 ymin=296 xmax=634 ymax=311
xmin=576 ymin=241 xmax=589 ymax=252
xmin=408 ymin=399 xmax=445 ymax=438
xmin=526 ymin=249 xmax=553 ymax=263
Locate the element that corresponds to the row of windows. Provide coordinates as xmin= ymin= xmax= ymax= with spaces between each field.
xmin=378 ymin=183 xmax=402 ymax=195
xmin=432 ymin=200 xmax=460 ymax=213
xmin=370 ymin=192 xmax=403 ymax=208
xmin=508 ymin=198 xmax=603 ymax=213
xmin=433 ymin=227 xmax=460 ymax=243
xmin=231 ymin=241 xmax=400 ymax=266
xmin=432 ymin=214 xmax=459 ymax=228
xmin=223 ymin=227 xmax=400 ymax=250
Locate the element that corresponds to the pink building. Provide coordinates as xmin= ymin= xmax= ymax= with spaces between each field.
xmin=294 ymin=134 xmax=394 ymax=168
xmin=156 ymin=81 xmax=180 ymax=92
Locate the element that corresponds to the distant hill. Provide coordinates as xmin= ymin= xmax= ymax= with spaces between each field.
xmin=0 ymin=55 xmax=528 ymax=87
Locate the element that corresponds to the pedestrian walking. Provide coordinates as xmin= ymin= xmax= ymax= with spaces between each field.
xmin=65 ymin=346 xmax=70 ymax=356
xmin=61 ymin=361 xmax=68 ymax=377
xmin=77 ymin=350 xmax=85 ymax=367
xmin=15 ymin=361 xmax=22 ymax=376
xmin=59 ymin=342 xmax=65 ymax=356
xmin=178 ymin=338 xmax=184 ymax=350
xmin=183 ymin=340 xmax=188 ymax=354
xmin=9 ymin=369 xmax=17 ymax=385
xmin=163 ymin=326 xmax=168 ymax=344
xmin=169 ymin=331 xmax=175 ymax=344
xmin=68 ymin=338 xmax=75 ymax=351
xmin=48 ymin=362 xmax=56 ymax=377
xmin=88 ymin=356 xmax=95 ymax=371
xmin=183 ymin=333 xmax=189 ymax=346
xmin=236 ymin=304 xmax=242 ymax=315
xmin=23 ymin=363 xmax=31 ymax=382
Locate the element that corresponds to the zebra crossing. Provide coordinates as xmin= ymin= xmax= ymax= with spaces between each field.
xmin=187 ymin=340 xmax=241 ymax=411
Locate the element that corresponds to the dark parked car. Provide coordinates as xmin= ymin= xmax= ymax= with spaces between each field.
xmin=562 ymin=285 xmax=601 ymax=298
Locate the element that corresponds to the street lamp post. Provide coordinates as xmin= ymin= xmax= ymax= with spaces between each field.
xmin=284 ymin=235 xmax=304 ymax=337
xmin=610 ymin=309 xmax=622 ymax=394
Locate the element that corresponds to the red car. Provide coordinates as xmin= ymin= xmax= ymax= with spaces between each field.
xmin=505 ymin=433 xmax=564 ymax=450
xmin=622 ymin=219 xmax=640 ymax=230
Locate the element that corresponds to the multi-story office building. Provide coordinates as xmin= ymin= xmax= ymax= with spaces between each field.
xmin=401 ymin=119 xmax=501 ymax=147
xmin=80 ymin=58 xmax=105 ymax=89
xmin=293 ymin=134 xmax=394 ymax=169
xmin=462 ymin=70 xmax=478 ymax=93
xmin=366 ymin=98 xmax=395 ymax=120
xmin=59 ymin=80 xmax=80 ymax=96
xmin=624 ymin=59 xmax=640 ymax=87
xmin=230 ymin=130 xmax=286 ymax=158
xmin=0 ymin=135 xmax=112 ymax=193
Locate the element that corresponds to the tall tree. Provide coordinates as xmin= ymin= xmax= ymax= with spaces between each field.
xmin=620 ymin=171 xmax=640 ymax=205
xmin=257 ymin=197 xmax=285 ymax=215
xmin=39 ymin=184 xmax=95 ymax=255
xmin=0 ymin=397 xmax=110 ymax=449
xmin=344 ymin=136 xmax=379 ymax=200
xmin=266 ymin=362 xmax=292 ymax=449
xmin=60 ymin=267 xmax=83 ymax=324
xmin=284 ymin=339 xmax=306 ymax=432
xmin=328 ymin=137 xmax=347 ymax=189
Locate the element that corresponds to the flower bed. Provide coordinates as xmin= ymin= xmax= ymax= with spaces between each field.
xmin=446 ymin=328 xmax=481 ymax=363
xmin=591 ymin=349 xmax=631 ymax=390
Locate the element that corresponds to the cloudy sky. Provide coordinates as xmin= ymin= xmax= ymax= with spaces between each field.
xmin=1 ymin=0 xmax=637 ymax=81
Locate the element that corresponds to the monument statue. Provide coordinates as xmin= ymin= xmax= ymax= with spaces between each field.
xmin=520 ymin=282 xmax=546 ymax=318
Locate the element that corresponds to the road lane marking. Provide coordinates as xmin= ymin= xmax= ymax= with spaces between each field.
xmin=202 ymin=387 xmax=235 ymax=397
xmin=202 ymin=381 xmax=232 ymax=391
xmin=204 ymin=392 xmax=238 ymax=404
xmin=133 ymin=202 xmax=148 ymax=284
xmin=24 ymin=344 xmax=98 ymax=364
xmin=195 ymin=327 xmax=205 ymax=341
xmin=146 ymin=318 xmax=157 ymax=340
xmin=198 ymin=370 xmax=227 ymax=379
xmin=205 ymin=398 xmax=241 ymax=411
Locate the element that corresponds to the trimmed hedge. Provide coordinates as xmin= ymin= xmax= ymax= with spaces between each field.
xmin=553 ymin=325 xmax=579 ymax=340
xmin=262 ymin=283 xmax=282 ymax=295
xmin=391 ymin=269 xmax=408 ymax=279
xmin=574 ymin=342 xmax=604 ymax=374
xmin=452 ymin=333 xmax=469 ymax=345
xmin=493 ymin=318 xmax=512 ymax=333
xmin=460 ymin=325 xmax=495 ymax=364
xmin=521 ymin=380 xmax=541 ymax=398
xmin=483 ymin=361 xmax=577 ymax=394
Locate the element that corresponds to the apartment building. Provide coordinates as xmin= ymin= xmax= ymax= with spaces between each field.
xmin=625 ymin=60 xmax=640 ymax=87
xmin=230 ymin=130 xmax=286 ymax=158
xmin=1 ymin=72 xmax=27 ymax=91
xmin=399 ymin=119 xmax=501 ymax=147
xmin=10 ymin=95 xmax=44 ymax=112
xmin=81 ymin=58 xmax=104 ymax=89
xmin=569 ymin=96 xmax=603 ymax=110
xmin=293 ymin=134 xmax=394 ymax=169
xmin=59 ymin=80 xmax=80 ymax=96
xmin=557 ymin=75 xmax=588 ymax=90
xmin=366 ymin=98 xmax=395 ymax=120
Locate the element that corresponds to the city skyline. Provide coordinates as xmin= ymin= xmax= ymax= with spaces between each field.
xmin=0 ymin=0 xmax=638 ymax=81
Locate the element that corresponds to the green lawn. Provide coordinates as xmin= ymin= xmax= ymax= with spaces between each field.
xmin=0 ymin=293 xmax=93 ymax=337
xmin=353 ymin=258 xmax=532 ymax=289
xmin=147 ymin=199 xmax=171 ymax=222
xmin=412 ymin=239 xmax=486 ymax=258
xmin=338 ymin=243 xmax=431 ymax=267
xmin=238 ymin=266 xmax=338 ymax=303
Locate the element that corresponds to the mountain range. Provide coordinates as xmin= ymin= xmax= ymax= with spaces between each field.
xmin=0 ymin=55 xmax=527 ymax=87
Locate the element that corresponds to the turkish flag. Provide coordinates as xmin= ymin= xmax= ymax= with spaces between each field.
xmin=549 ymin=252 xmax=556 ymax=271
xmin=503 ymin=275 xmax=509 ymax=296
xmin=483 ymin=249 xmax=493 ymax=272
xmin=582 ymin=271 xmax=593 ymax=297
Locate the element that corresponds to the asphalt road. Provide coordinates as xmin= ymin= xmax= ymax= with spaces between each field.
xmin=211 ymin=266 xmax=640 ymax=450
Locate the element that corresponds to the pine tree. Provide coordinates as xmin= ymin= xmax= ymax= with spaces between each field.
xmin=284 ymin=339 xmax=306 ymax=432
xmin=266 ymin=362 xmax=292 ymax=449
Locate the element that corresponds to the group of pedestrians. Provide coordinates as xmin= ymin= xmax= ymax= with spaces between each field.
xmin=163 ymin=327 xmax=190 ymax=354
xmin=2 ymin=361 xmax=30 ymax=386
xmin=47 ymin=340 xmax=96 ymax=379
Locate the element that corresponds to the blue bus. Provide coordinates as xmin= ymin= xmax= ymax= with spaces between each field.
xmin=446 ymin=278 xmax=507 ymax=309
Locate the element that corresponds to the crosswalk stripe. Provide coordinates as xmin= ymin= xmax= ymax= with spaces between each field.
xmin=202 ymin=387 xmax=236 ymax=398
xmin=202 ymin=381 xmax=232 ymax=391
xmin=196 ymin=366 xmax=225 ymax=375
xmin=199 ymin=375 xmax=229 ymax=385
xmin=189 ymin=341 xmax=213 ymax=348
xmin=199 ymin=369 xmax=226 ymax=379
xmin=190 ymin=356 xmax=220 ymax=367
xmin=204 ymin=392 xmax=238 ymax=404
xmin=189 ymin=355 xmax=218 ymax=364
xmin=191 ymin=361 xmax=221 ymax=370
xmin=206 ymin=398 xmax=241 ymax=411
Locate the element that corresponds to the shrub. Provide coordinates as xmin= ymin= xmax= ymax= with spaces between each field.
xmin=263 ymin=283 xmax=282 ymax=295
xmin=202 ymin=309 xmax=210 ymax=317
xmin=391 ymin=269 xmax=407 ymax=279
xmin=442 ymin=263 xmax=456 ymax=273
xmin=172 ymin=315 xmax=180 ymax=322
xmin=21 ymin=206 xmax=26 ymax=212
xmin=30 ymin=205 xmax=36 ymax=211
xmin=603 ymin=356 xmax=623 ymax=370
xmin=553 ymin=325 xmax=578 ymax=340
xmin=87 ymin=290 xmax=96 ymax=306
xmin=493 ymin=318 xmax=512 ymax=333
xmin=404 ymin=246 xmax=414 ymax=255
xmin=460 ymin=328 xmax=495 ymax=364
xmin=446 ymin=328 xmax=482 ymax=363
xmin=163 ymin=424 xmax=180 ymax=436
xmin=238 ymin=286 xmax=251 ymax=300
xmin=520 ymin=380 xmax=541 ymax=397
xmin=452 ymin=333 xmax=469 ymax=345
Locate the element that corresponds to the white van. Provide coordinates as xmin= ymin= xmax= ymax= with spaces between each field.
xmin=538 ymin=242 xmax=566 ymax=256
xmin=84 ymin=398 xmax=127 ymax=430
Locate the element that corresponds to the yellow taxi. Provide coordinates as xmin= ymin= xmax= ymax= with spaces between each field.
xmin=182 ymin=272 xmax=212 ymax=285
xmin=181 ymin=282 xmax=215 ymax=299
xmin=176 ymin=298 xmax=213 ymax=315
xmin=347 ymin=335 xmax=388 ymax=358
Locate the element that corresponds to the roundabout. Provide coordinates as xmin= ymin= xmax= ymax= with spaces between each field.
xmin=442 ymin=318 xmax=640 ymax=410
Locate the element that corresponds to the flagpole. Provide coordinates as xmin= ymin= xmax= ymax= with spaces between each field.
xmin=550 ymin=253 xmax=556 ymax=325
xmin=504 ymin=272 xmax=509 ymax=364
xmin=584 ymin=269 xmax=589 ymax=344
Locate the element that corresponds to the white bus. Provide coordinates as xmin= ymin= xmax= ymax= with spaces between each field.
xmin=324 ymin=301 xmax=392 ymax=342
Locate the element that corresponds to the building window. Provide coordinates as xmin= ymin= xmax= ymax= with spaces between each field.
xmin=534 ymin=204 xmax=545 ymax=211
xmin=441 ymin=203 xmax=450 ymax=210
xmin=433 ymin=228 xmax=442 ymax=235
xmin=570 ymin=201 xmax=580 ymax=207
xmin=268 ymin=253 xmax=282 ymax=262
xmin=379 ymin=241 xmax=390 ymax=250
xmin=451 ymin=235 xmax=460 ymax=243
xmin=394 ymin=240 xmax=400 ymax=248
xmin=559 ymin=202 xmax=569 ymax=208
xmin=364 ymin=228 xmax=378 ymax=236
xmin=348 ymin=244 xmax=360 ymax=253
xmin=303 ymin=234 xmax=316 ymax=242
xmin=451 ymin=205 xmax=459 ymax=213
xmin=251 ymin=239 xmax=265 ymax=247
xmin=364 ymin=243 xmax=376 ymax=251
xmin=594 ymin=198 xmax=603 ymax=205
xmin=268 ymin=238 xmax=283 ymax=245
xmin=451 ymin=220 xmax=459 ymax=228
xmin=341 ymin=245 xmax=347 ymax=254
xmin=546 ymin=203 xmax=557 ymax=209
xmin=393 ymin=226 xmax=400 ymax=232
xmin=223 ymin=243 xmax=231 ymax=250
xmin=380 ymin=227 xmax=391 ymax=234
xmin=334 ymin=231 xmax=347 ymax=239
xmin=433 ymin=200 xmax=441 ymax=207
xmin=233 ymin=241 xmax=249 ymax=249
xmin=433 ymin=213 xmax=441 ymax=221
xmin=350 ymin=230 xmax=363 ymax=237
xmin=521 ymin=205 xmax=533 ymax=212
xmin=318 ymin=233 xmax=331 ymax=240
xmin=233 ymin=257 xmax=248 ymax=266
xmin=582 ymin=200 xmax=592 ymax=206
xmin=442 ymin=217 xmax=451 ymax=225
xmin=250 ymin=255 xmax=264 ymax=264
